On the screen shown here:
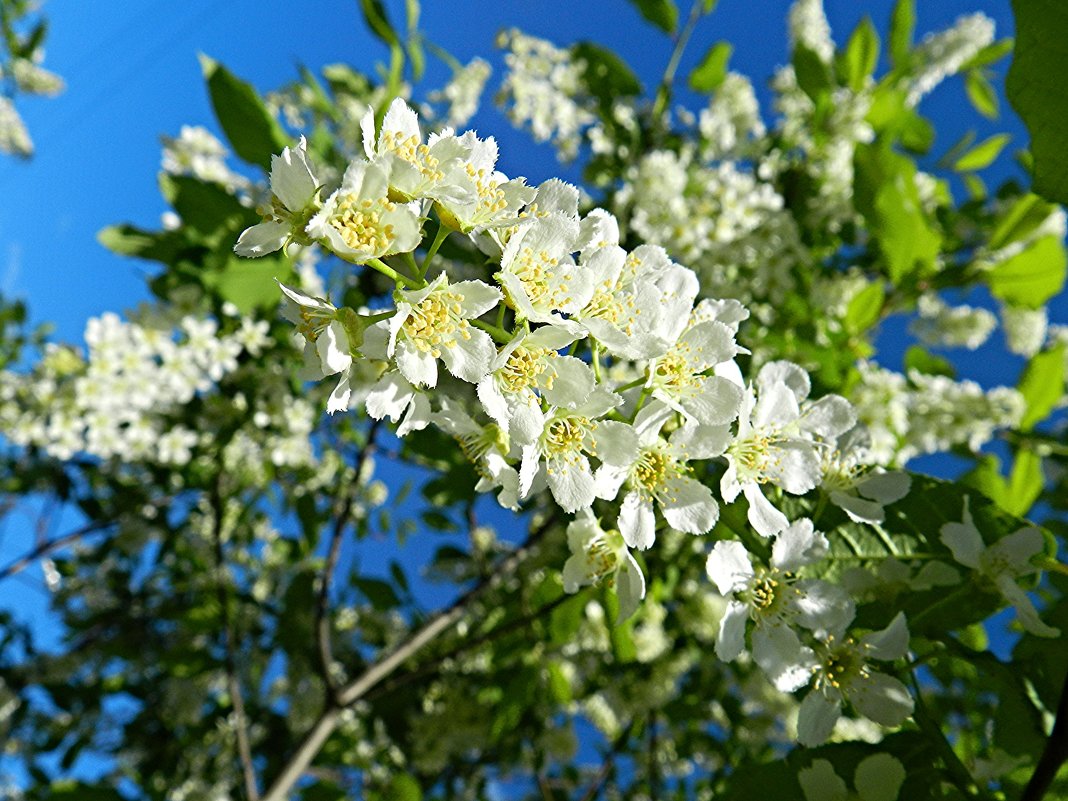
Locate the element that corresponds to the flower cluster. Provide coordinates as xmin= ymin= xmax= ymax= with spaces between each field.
xmin=232 ymin=97 xmax=974 ymax=745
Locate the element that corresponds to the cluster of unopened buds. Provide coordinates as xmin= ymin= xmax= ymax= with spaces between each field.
xmin=234 ymin=98 xmax=1058 ymax=743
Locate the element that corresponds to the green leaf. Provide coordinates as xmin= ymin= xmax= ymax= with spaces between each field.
xmin=369 ymin=775 xmax=422 ymax=801
xmin=1007 ymin=0 xmax=1068 ymax=204
xmin=702 ymin=0 xmax=718 ymax=12
xmin=888 ymin=0 xmax=915 ymax=68
xmin=793 ymin=44 xmax=833 ymax=102
xmin=904 ymin=345 xmax=955 ymax=378
xmin=1017 ymin=343 xmax=1066 ymax=431
xmin=688 ymin=42 xmax=732 ymax=93
xmin=836 ymin=17 xmax=880 ymax=92
xmin=987 ymin=235 xmax=1068 ymax=309
xmin=843 ymin=280 xmax=885 ymax=335
xmin=962 ymin=454 xmax=1010 ymax=508
xmin=853 ymin=142 xmax=942 ymax=283
xmin=573 ymin=42 xmax=642 ymax=105
xmin=965 ymin=70 xmax=999 ymax=119
xmin=360 ymin=0 xmax=400 ymax=46
xmin=1006 ymin=448 xmax=1044 ymax=515
xmin=954 ymin=133 xmax=1011 ymax=172
xmin=626 ymin=0 xmax=678 ymax=34
xmin=201 ymin=255 xmax=294 ymax=313
xmin=352 ymin=576 xmax=401 ymax=611
xmin=161 ymin=175 xmax=252 ymax=236
xmin=989 ymin=193 xmax=1058 ymax=251
xmin=199 ymin=54 xmax=288 ymax=170
xmin=964 ymin=38 xmax=1014 ymax=70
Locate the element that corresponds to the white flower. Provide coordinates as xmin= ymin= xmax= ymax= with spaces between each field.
xmin=307 ymin=159 xmax=422 ymax=262
xmin=365 ymin=370 xmax=431 ymax=437
xmin=940 ymin=497 xmax=1060 ymax=638
xmin=519 ymin=388 xmax=638 ymax=514
xmin=822 ymin=426 xmax=911 ymax=524
xmin=575 ymin=245 xmax=699 ymax=360
xmin=646 ymin=318 xmax=744 ymax=426
xmin=430 ymin=58 xmax=492 ymax=127
xmin=277 ymin=283 xmax=355 ymax=413
xmin=706 ymin=519 xmax=854 ymax=691
xmin=476 ymin=325 xmax=595 ymax=444
xmin=723 ymin=363 xmax=853 ymax=536
xmin=434 ymin=132 xmax=535 ymax=233
xmin=432 ymin=397 xmax=520 ymax=509
xmin=388 ymin=274 xmax=501 ymax=388
xmin=496 ymin=214 xmax=596 ymax=326
xmin=797 ymin=613 xmax=914 ymax=747
xmin=361 ymin=98 xmax=474 ymax=205
xmin=799 ymin=753 xmax=906 ymax=801
xmin=909 ymin=294 xmax=996 ymax=351
xmin=598 ymin=402 xmax=731 ymax=550
xmin=236 ymin=137 xmax=320 ymax=257
xmin=562 ymin=510 xmax=645 ymax=622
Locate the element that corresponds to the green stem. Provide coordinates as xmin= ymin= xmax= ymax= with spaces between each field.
xmin=591 ymin=344 xmax=602 ymax=382
xmin=471 ymin=319 xmax=512 ymax=345
xmin=366 ymin=257 xmax=422 ymax=290
xmin=495 ymin=302 xmax=506 ymax=331
xmin=402 ymin=250 xmax=420 ymax=278
xmin=650 ymin=0 xmax=704 ymax=129
xmin=420 ymin=222 xmax=450 ymax=280
xmin=615 ymin=375 xmax=649 ymax=393
xmin=631 ymin=387 xmax=652 ymax=422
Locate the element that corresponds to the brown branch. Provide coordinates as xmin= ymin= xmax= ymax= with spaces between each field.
xmin=210 ymin=485 xmax=259 ymax=801
xmin=315 ymin=420 xmax=381 ymax=699
xmin=260 ymin=516 xmax=556 ymax=801
xmin=0 ymin=519 xmax=115 ymax=582
xmin=1020 ymin=665 xmax=1068 ymax=801
xmin=578 ymin=720 xmax=636 ymax=801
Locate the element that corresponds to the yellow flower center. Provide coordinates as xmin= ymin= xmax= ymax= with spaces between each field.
xmin=506 ymin=246 xmax=574 ymax=313
xmin=467 ymin=164 xmax=508 ymax=220
xmin=402 ymin=290 xmax=470 ymax=358
xmin=329 ymin=195 xmax=398 ymax=254
xmin=381 ymin=130 xmax=445 ymax=183
xmin=652 ymin=346 xmax=701 ymax=393
xmin=632 ymin=446 xmax=681 ymax=493
xmin=500 ymin=346 xmax=555 ymax=392
xmin=543 ymin=415 xmax=596 ymax=463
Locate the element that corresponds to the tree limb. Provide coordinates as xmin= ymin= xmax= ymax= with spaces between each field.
xmin=259 ymin=515 xmax=556 ymax=801
xmin=1020 ymin=664 xmax=1068 ymax=801
xmin=315 ymin=420 xmax=380 ymax=700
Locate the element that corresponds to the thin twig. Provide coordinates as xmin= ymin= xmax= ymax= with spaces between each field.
xmin=1020 ymin=665 xmax=1068 ymax=801
xmin=578 ymin=720 xmax=636 ymax=801
xmin=210 ymin=484 xmax=259 ymax=801
xmin=0 ymin=519 xmax=115 ymax=582
xmin=315 ymin=420 xmax=380 ymax=699
xmin=259 ymin=517 xmax=556 ymax=801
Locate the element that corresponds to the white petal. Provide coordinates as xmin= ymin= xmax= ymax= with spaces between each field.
xmin=519 ymin=444 xmax=540 ymax=498
xmin=365 ymin=371 xmax=414 ymax=422
xmin=271 ymin=138 xmax=317 ymax=211
xmin=757 ymin=360 xmax=810 ymax=402
xmin=857 ymin=471 xmax=911 ymax=504
xmin=705 ymin=540 xmax=753 ymax=595
xmin=235 ymin=221 xmax=289 ymax=257
xmin=771 ymin=518 xmax=827 ymax=572
xmin=476 ymin=377 xmax=512 ymax=431
xmin=395 ymin=341 xmax=438 ymax=388
xmin=831 ymin=489 xmax=887 ymax=524
xmin=660 ymin=476 xmax=719 ymax=534
xmin=802 ymin=395 xmax=856 ymax=439
xmin=542 ymin=356 xmax=595 ymax=408
xmin=317 ymin=321 xmax=352 ymax=376
xmin=683 ymin=375 xmax=744 ymax=426
xmin=994 ymin=573 xmax=1061 ymax=637
xmin=861 ymin=612 xmax=910 ymax=661
xmin=940 ymin=497 xmax=983 ymax=569
xmin=715 ymin=601 xmax=749 ymax=662
xmin=547 ymin=458 xmax=595 ymax=514
xmin=440 ymin=329 xmax=495 ymax=383
xmin=615 ymin=552 xmax=646 ymax=622
xmin=797 ymin=691 xmax=841 ymax=747
xmin=851 ymin=671 xmax=914 ymax=728
xmin=454 ymin=279 xmax=503 ymax=317
xmin=794 ymin=580 xmax=855 ymax=636
xmin=619 ymin=491 xmax=656 ymax=550
xmin=591 ymin=420 xmax=639 ymax=468
xmin=753 ymin=626 xmax=815 ymax=692
xmin=743 ymin=483 xmax=789 ymax=537
xmin=772 ymin=441 xmax=822 ymax=495
xmin=326 ymin=371 xmax=352 ymax=414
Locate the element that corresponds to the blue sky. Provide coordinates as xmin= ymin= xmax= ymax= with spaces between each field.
xmin=0 ymin=0 xmax=1051 ymax=788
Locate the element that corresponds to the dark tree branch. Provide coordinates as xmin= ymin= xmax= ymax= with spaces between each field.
xmin=260 ymin=515 xmax=557 ymax=801
xmin=210 ymin=483 xmax=259 ymax=801
xmin=578 ymin=721 xmax=636 ymax=801
xmin=315 ymin=420 xmax=380 ymax=700
xmin=0 ymin=519 xmax=114 ymax=582
xmin=1020 ymin=665 xmax=1068 ymax=801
